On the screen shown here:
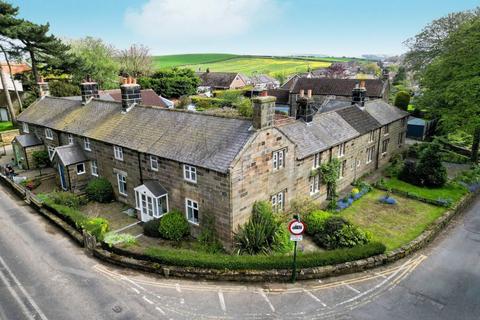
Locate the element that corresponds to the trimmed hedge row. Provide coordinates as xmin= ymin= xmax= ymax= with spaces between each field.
xmin=106 ymin=242 xmax=386 ymax=270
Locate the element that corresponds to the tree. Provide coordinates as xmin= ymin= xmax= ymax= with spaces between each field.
xmin=415 ymin=143 xmax=447 ymax=187
xmin=138 ymin=68 xmax=199 ymax=99
xmin=118 ymin=44 xmax=153 ymax=78
xmin=404 ymin=7 xmax=480 ymax=73
xmin=392 ymin=66 xmax=406 ymax=85
xmin=49 ymin=81 xmax=81 ymax=97
xmin=394 ymin=91 xmax=411 ymax=111
xmin=68 ymin=37 xmax=119 ymax=89
xmin=32 ymin=150 xmax=50 ymax=176
xmin=417 ymin=17 xmax=480 ymax=162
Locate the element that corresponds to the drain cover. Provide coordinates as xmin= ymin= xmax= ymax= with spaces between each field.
xmin=112 ymin=305 xmax=122 ymax=313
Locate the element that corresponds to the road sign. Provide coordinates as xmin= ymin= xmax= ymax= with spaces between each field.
xmin=288 ymin=220 xmax=306 ymax=236
xmin=290 ymin=234 xmax=303 ymax=241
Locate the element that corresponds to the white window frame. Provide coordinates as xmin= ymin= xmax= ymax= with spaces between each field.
xmin=313 ymin=152 xmax=321 ymax=169
xmin=22 ymin=122 xmax=29 ymax=133
xmin=91 ymin=160 xmax=98 ymax=177
xmin=271 ymin=190 xmax=285 ymax=212
xmin=368 ymin=130 xmax=375 ymax=143
xmin=113 ymin=146 xmax=124 ymax=161
xmin=68 ymin=134 xmax=74 ymax=145
xmin=76 ymin=163 xmax=85 ymax=175
xmin=45 ymin=128 xmax=53 ymax=140
xmin=47 ymin=146 xmax=55 ymax=160
xmin=183 ymin=164 xmax=197 ymax=183
xmin=185 ymin=198 xmax=199 ymax=225
xmin=366 ymin=146 xmax=375 ymax=164
xmin=310 ymin=175 xmax=320 ymax=195
xmin=338 ymin=142 xmax=346 ymax=157
xmin=117 ymin=173 xmax=127 ymax=196
xmin=84 ymin=137 xmax=91 ymax=151
xmin=150 ymin=155 xmax=158 ymax=171
xmin=134 ymin=188 xmax=169 ymax=219
xmin=383 ymin=124 xmax=390 ymax=135
xmin=272 ymin=149 xmax=285 ymax=170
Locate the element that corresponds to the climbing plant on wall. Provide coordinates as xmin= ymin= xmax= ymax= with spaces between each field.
xmin=318 ymin=158 xmax=341 ymax=210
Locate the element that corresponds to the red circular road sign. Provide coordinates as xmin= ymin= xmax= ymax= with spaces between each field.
xmin=288 ymin=220 xmax=306 ymax=235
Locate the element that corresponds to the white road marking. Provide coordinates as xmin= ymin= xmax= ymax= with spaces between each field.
xmin=155 ymin=306 xmax=166 ymax=315
xmin=0 ymin=268 xmax=36 ymax=320
xmin=259 ymin=290 xmax=275 ymax=312
xmin=142 ymin=296 xmax=154 ymax=304
xmin=344 ymin=284 xmax=361 ymax=294
xmin=218 ymin=290 xmax=227 ymax=312
xmin=180 ymin=298 xmax=185 ymax=304
xmin=130 ymin=287 xmax=140 ymax=294
xmin=175 ymin=283 xmax=182 ymax=293
xmin=303 ymin=289 xmax=327 ymax=307
xmin=375 ymin=272 xmax=387 ymax=279
xmin=121 ymin=276 xmax=146 ymax=291
xmin=0 ymin=255 xmax=49 ymax=320
xmin=113 ymin=221 xmax=141 ymax=233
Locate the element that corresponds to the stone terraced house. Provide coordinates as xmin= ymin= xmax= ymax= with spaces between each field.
xmin=15 ymin=79 xmax=408 ymax=248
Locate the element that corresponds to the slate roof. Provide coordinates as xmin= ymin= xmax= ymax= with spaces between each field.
xmin=278 ymin=111 xmax=359 ymax=159
xmin=14 ymin=134 xmax=42 ymax=148
xmin=197 ymin=72 xmax=242 ymax=89
xmin=267 ymin=89 xmax=290 ymax=104
xmin=142 ymin=180 xmax=168 ymax=197
xmin=408 ymin=117 xmax=426 ymax=126
xmin=18 ymin=96 xmax=254 ymax=173
xmin=335 ymin=106 xmax=381 ymax=134
xmin=290 ymin=78 xmax=385 ymax=97
xmin=106 ymin=89 xmax=168 ymax=108
xmin=364 ymin=100 xmax=409 ymax=125
xmin=53 ymin=144 xmax=88 ymax=166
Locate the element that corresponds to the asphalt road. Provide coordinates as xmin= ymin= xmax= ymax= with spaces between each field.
xmin=0 ymin=183 xmax=479 ymax=320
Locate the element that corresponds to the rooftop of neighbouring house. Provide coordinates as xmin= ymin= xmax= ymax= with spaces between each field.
xmin=196 ymin=71 xmax=244 ymax=88
xmin=285 ymin=77 xmax=386 ymax=97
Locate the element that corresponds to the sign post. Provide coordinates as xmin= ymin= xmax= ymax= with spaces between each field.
xmin=288 ymin=215 xmax=306 ymax=283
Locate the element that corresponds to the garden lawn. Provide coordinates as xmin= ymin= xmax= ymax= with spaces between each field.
xmin=382 ymin=177 xmax=468 ymax=204
xmin=341 ymin=189 xmax=447 ymax=251
xmin=0 ymin=121 xmax=13 ymax=132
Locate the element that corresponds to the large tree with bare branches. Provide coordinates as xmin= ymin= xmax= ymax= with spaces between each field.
xmin=118 ymin=44 xmax=154 ymax=78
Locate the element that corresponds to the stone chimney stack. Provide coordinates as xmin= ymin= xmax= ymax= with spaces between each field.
xmin=120 ymin=77 xmax=142 ymax=112
xmin=37 ymin=77 xmax=50 ymax=97
xmin=252 ymin=96 xmax=276 ymax=130
xmin=80 ymin=76 xmax=99 ymax=104
xmin=351 ymin=81 xmax=366 ymax=107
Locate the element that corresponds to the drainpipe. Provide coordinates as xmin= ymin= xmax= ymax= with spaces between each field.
xmin=137 ymin=152 xmax=144 ymax=184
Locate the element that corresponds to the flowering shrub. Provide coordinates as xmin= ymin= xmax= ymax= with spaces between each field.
xmin=379 ymin=195 xmax=397 ymax=205
xmin=335 ymin=184 xmax=372 ymax=212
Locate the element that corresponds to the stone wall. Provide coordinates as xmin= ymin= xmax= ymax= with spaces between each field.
xmin=24 ymin=145 xmax=46 ymax=169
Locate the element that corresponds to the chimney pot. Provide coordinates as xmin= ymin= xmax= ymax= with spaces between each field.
xmin=80 ymin=77 xmax=99 ymax=104
xmin=307 ymin=89 xmax=312 ymax=98
xmin=300 ymin=89 xmax=304 ymax=97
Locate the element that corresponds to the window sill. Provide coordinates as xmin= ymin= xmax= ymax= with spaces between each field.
xmin=77 ymin=172 xmax=86 ymax=175
xmin=184 ymin=179 xmax=197 ymax=184
xmin=188 ymin=221 xmax=199 ymax=226
xmin=118 ymin=192 xmax=128 ymax=197
xmin=91 ymin=173 xmax=98 ymax=177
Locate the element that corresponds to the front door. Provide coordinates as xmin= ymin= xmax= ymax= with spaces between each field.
xmin=58 ymin=163 xmax=67 ymax=190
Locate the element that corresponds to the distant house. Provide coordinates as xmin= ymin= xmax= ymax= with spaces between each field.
xmin=0 ymin=70 xmax=24 ymax=121
xmin=196 ymin=71 xmax=248 ymax=94
xmin=65 ymin=88 xmax=171 ymax=108
xmin=248 ymin=74 xmax=280 ymax=90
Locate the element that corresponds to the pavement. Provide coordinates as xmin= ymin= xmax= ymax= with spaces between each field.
xmin=0 ymin=182 xmax=479 ymax=320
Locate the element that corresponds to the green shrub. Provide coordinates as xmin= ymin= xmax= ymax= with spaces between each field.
xmin=415 ymin=143 xmax=447 ymax=187
xmin=85 ymin=178 xmax=114 ymax=203
xmin=39 ymin=194 xmax=89 ymax=229
xmin=84 ymin=218 xmax=109 ymax=241
xmin=48 ymin=191 xmax=87 ymax=209
xmin=143 ymin=219 xmax=162 ymax=238
xmin=303 ymin=210 xmax=332 ymax=235
xmin=197 ymin=212 xmax=224 ymax=253
xmin=234 ymin=98 xmax=253 ymax=118
xmin=384 ymin=154 xmax=404 ymax=178
xmin=143 ymin=242 xmax=386 ymax=270
xmin=32 ymin=150 xmax=50 ymax=168
xmin=313 ymin=216 xmax=370 ymax=250
xmin=104 ymin=232 xmax=137 ymax=247
xmin=159 ymin=209 xmax=189 ymax=241
xmin=394 ymin=91 xmax=411 ymax=110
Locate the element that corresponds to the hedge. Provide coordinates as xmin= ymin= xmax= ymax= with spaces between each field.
xmin=111 ymin=242 xmax=387 ymax=270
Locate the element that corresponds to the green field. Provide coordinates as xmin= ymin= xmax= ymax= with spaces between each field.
xmin=152 ymin=54 xmax=354 ymax=76
xmin=153 ymin=53 xmax=239 ymax=68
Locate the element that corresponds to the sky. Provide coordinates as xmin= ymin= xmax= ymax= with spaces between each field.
xmin=8 ymin=0 xmax=480 ymax=57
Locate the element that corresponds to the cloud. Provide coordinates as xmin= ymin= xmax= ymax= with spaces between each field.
xmin=124 ymin=0 xmax=281 ymax=41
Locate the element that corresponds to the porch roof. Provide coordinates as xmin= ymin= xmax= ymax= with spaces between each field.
xmin=14 ymin=134 xmax=42 ymax=148
xmin=139 ymin=180 xmax=168 ymax=198
xmin=53 ymin=144 xmax=89 ymax=166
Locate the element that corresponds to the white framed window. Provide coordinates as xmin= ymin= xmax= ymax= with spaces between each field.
xmin=185 ymin=198 xmax=199 ymax=224
xmin=340 ymin=160 xmax=347 ymax=178
xmin=134 ymin=189 xmax=169 ymax=219
xmin=45 ymin=128 xmax=53 ymax=140
xmin=368 ymin=130 xmax=375 ymax=143
xmin=68 ymin=134 xmax=74 ymax=145
xmin=22 ymin=122 xmax=29 ymax=133
xmin=84 ymin=137 xmax=91 ymax=151
xmin=313 ymin=152 xmax=321 ymax=169
xmin=338 ymin=142 xmax=346 ymax=157
xmin=183 ymin=164 xmax=197 ymax=183
xmin=91 ymin=160 xmax=98 ymax=177
xmin=397 ymin=132 xmax=404 ymax=146
xmin=150 ymin=155 xmax=158 ymax=171
xmin=117 ymin=173 xmax=127 ymax=196
xmin=271 ymin=190 xmax=285 ymax=212
xmin=47 ymin=146 xmax=55 ymax=160
xmin=382 ymin=139 xmax=390 ymax=155
xmin=366 ymin=146 xmax=375 ymax=164
xmin=76 ymin=163 xmax=85 ymax=175
xmin=383 ymin=124 xmax=390 ymax=135
xmin=113 ymin=146 xmax=123 ymax=161
xmin=310 ymin=175 xmax=320 ymax=195
xmin=272 ymin=149 xmax=285 ymax=170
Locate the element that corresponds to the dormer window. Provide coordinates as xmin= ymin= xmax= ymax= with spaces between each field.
xmin=114 ymin=146 xmax=124 ymax=161
xmin=22 ymin=122 xmax=29 ymax=133
xmin=45 ymin=128 xmax=53 ymax=140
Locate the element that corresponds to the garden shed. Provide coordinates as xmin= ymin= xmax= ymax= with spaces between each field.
xmin=407 ymin=117 xmax=433 ymax=140
xmin=12 ymin=134 xmax=44 ymax=169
